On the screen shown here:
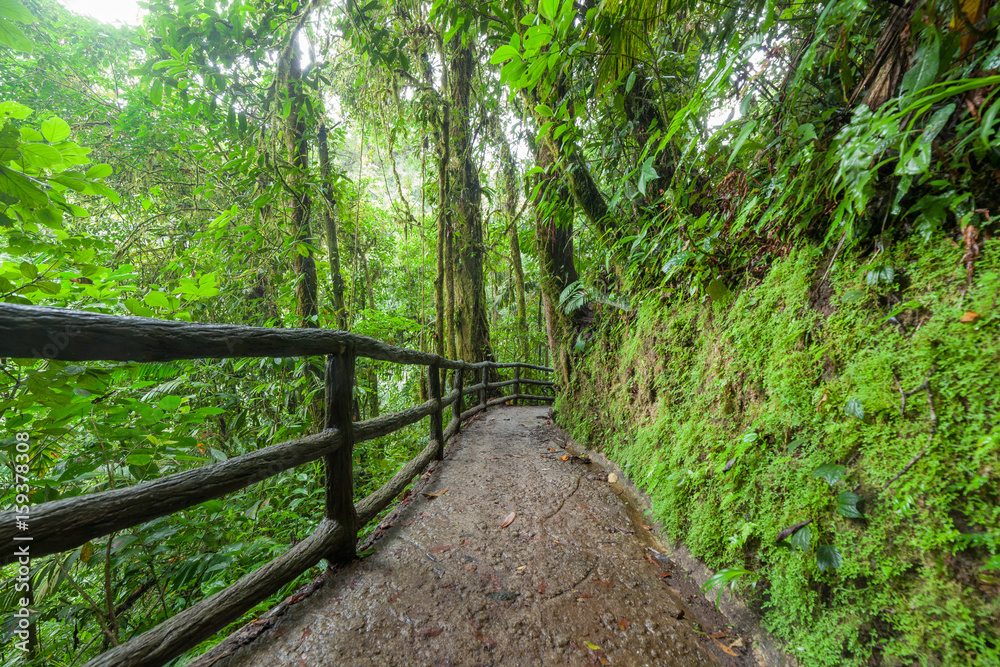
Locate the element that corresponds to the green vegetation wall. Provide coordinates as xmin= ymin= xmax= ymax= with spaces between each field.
xmin=559 ymin=238 xmax=1000 ymax=665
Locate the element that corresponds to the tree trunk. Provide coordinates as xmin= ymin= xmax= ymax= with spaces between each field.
xmin=434 ymin=40 xmax=450 ymax=371
xmin=500 ymin=136 xmax=528 ymax=359
xmin=449 ymin=42 xmax=494 ymax=365
xmin=284 ymin=51 xmax=317 ymax=330
xmin=533 ymin=140 xmax=579 ymax=389
xmin=318 ymin=123 xmax=347 ymax=331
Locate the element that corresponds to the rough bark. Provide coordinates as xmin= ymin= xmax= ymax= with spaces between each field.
xmin=499 ymin=136 xmax=529 ymax=359
xmin=533 ymin=140 xmax=580 ymax=390
xmin=449 ymin=43 xmax=495 ymax=365
xmin=318 ymin=123 xmax=347 ymax=330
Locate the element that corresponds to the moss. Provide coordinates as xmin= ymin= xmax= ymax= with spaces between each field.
xmin=559 ymin=237 xmax=1000 ymax=665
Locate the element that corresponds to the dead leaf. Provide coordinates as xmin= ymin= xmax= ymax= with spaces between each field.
xmin=658 ymin=571 xmax=672 ymax=578
xmin=548 ymin=446 xmax=557 ymax=452
xmin=538 ymin=578 xmax=547 ymax=594
xmin=607 ymin=473 xmax=618 ymax=483
xmin=711 ymin=636 xmax=738 ymax=657
xmin=500 ymin=511 xmax=516 ymax=528
xmin=730 ymin=637 xmax=745 ymax=649
xmin=642 ymin=524 xmax=652 ymax=531
xmin=618 ymin=618 xmax=631 ymax=630
xmin=710 ymin=631 xmax=727 ymax=639
xmin=577 ymin=592 xmax=594 ymax=599
xmin=418 ymin=627 xmax=444 ymax=639
xmin=960 ymin=311 xmax=980 ymax=323
xmin=429 ymin=545 xmax=453 ymax=554
xmin=474 ymin=631 xmax=496 ymax=648
xmin=559 ymin=454 xmax=571 ymax=461
xmin=422 ymin=487 xmax=449 ymax=500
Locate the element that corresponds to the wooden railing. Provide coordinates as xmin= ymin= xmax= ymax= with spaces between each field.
xmin=0 ymin=304 xmax=554 ymax=666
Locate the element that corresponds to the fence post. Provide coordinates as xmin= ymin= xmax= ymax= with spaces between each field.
xmin=513 ymin=365 xmax=520 ymax=406
xmin=480 ymin=364 xmax=488 ymax=408
xmin=455 ymin=366 xmax=464 ymax=433
xmin=324 ymin=345 xmax=357 ymax=564
xmin=429 ymin=364 xmax=445 ymax=460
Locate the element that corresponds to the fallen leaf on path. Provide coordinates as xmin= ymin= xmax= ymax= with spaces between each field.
xmin=390 ymin=592 xmax=399 ymax=602
xmin=549 ymin=447 xmax=557 ymax=452
xmin=658 ymin=571 xmax=672 ymax=578
xmin=422 ymin=487 xmax=449 ymax=499
xmin=960 ymin=311 xmax=980 ymax=322
xmin=474 ymin=630 xmax=496 ymax=648
xmin=710 ymin=631 xmax=727 ymax=639
xmin=577 ymin=592 xmax=594 ymax=600
xmin=642 ymin=524 xmax=652 ymax=531
xmin=417 ymin=627 xmax=444 ymax=639
xmin=516 ymin=565 xmax=526 ymax=571
xmin=711 ymin=636 xmax=739 ymax=657
xmin=538 ymin=578 xmax=547 ymax=594
xmin=560 ymin=455 xmax=571 ymax=461
xmin=730 ymin=637 xmax=745 ymax=649
xmin=618 ymin=618 xmax=631 ymax=630
xmin=607 ymin=473 xmax=618 ymax=483
xmin=429 ymin=545 xmax=453 ymax=554
xmin=500 ymin=511 xmax=516 ymax=528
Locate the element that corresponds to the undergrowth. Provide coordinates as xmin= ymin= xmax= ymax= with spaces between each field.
xmin=560 ymin=236 xmax=1000 ymax=665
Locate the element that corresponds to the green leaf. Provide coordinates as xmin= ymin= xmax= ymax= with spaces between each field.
xmin=706 ymin=277 xmax=731 ymax=303
xmin=123 ymin=298 xmax=154 ymax=317
xmin=845 ymin=398 xmax=864 ymax=420
xmin=900 ymin=34 xmax=940 ymax=102
xmin=790 ymin=524 xmax=811 ymax=552
xmin=812 ymin=464 xmax=846 ymax=486
xmin=149 ymin=77 xmax=163 ymax=105
xmin=637 ymin=156 xmax=658 ymax=195
xmin=980 ymin=97 xmax=1000 ymax=146
xmin=0 ymin=165 xmax=48 ymax=207
xmin=86 ymin=164 xmax=113 ymax=179
xmin=866 ymin=265 xmax=894 ymax=285
xmin=0 ymin=100 xmax=31 ymax=119
xmin=18 ymin=261 xmax=37 ymax=279
xmin=837 ymin=492 xmax=864 ymax=518
xmin=816 ymin=545 xmax=842 ymax=572
xmin=727 ymin=119 xmax=758 ymax=167
xmin=490 ymin=45 xmax=520 ymax=64
xmin=540 ymin=0 xmax=558 ymax=20
xmin=157 ymin=395 xmax=183 ymax=411
xmin=40 ymin=117 xmax=70 ymax=143
xmin=0 ymin=17 xmax=32 ymax=52
xmin=144 ymin=290 xmax=171 ymax=310
xmin=535 ymin=103 xmax=553 ymax=117
xmin=19 ymin=143 xmax=62 ymax=169
xmin=0 ymin=0 xmax=36 ymax=24
xmin=661 ymin=251 xmax=692 ymax=279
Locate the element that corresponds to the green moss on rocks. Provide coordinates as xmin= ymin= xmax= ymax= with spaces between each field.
xmin=560 ymin=238 xmax=1000 ymax=665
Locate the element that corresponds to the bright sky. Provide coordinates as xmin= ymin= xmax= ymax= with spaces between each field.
xmin=61 ymin=0 xmax=144 ymax=25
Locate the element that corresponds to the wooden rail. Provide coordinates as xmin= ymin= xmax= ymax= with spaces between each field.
xmin=0 ymin=304 xmax=554 ymax=667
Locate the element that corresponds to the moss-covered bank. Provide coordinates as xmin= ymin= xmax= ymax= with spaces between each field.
xmin=559 ymin=238 xmax=1000 ymax=665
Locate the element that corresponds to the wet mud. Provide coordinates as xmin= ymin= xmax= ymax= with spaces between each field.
xmin=204 ymin=406 xmax=754 ymax=666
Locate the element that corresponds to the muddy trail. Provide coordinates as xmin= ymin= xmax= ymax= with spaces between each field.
xmin=198 ymin=406 xmax=754 ymax=666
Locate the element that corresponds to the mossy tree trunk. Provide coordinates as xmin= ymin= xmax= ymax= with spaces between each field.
xmin=533 ymin=139 xmax=579 ymax=389
xmin=449 ymin=41 xmax=494 ymax=366
xmin=500 ymin=134 xmax=529 ymax=360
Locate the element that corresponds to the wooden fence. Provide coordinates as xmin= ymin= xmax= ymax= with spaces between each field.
xmin=0 ymin=304 xmax=554 ymax=666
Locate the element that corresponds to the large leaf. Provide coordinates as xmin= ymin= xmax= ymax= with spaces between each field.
xmin=637 ymin=156 xmax=658 ymax=195
xmin=20 ymin=143 xmax=62 ymax=169
xmin=837 ymin=492 xmax=864 ymax=518
xmin=900 ymin=33 xmax=940 ymax=102
xmin=0 ymin=164 xmax=47 ymax=207
xmin=812 ymin=464 xmax=846 ymax=486
xmin=40 ymin=117 xmax=71 ymax=143
xmin=816 ymin=545 xmax=842 ymax=572
xmin=0 ymin=16 xmax=31 ymax=52
xmin=845 ymin=398 xmax=865 ymax=420
xmin=790 ymin=524 xmax=811 ymax=552
xmin=0 ymin=0 xmax=35 ymax=23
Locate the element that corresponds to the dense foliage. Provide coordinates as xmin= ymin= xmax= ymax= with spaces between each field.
xmin=0 ymin=0 xmax=998 ymax=663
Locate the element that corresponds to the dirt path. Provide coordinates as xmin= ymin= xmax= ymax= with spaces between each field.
xmin=205 ymin=406 xmax=749 ymax=666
